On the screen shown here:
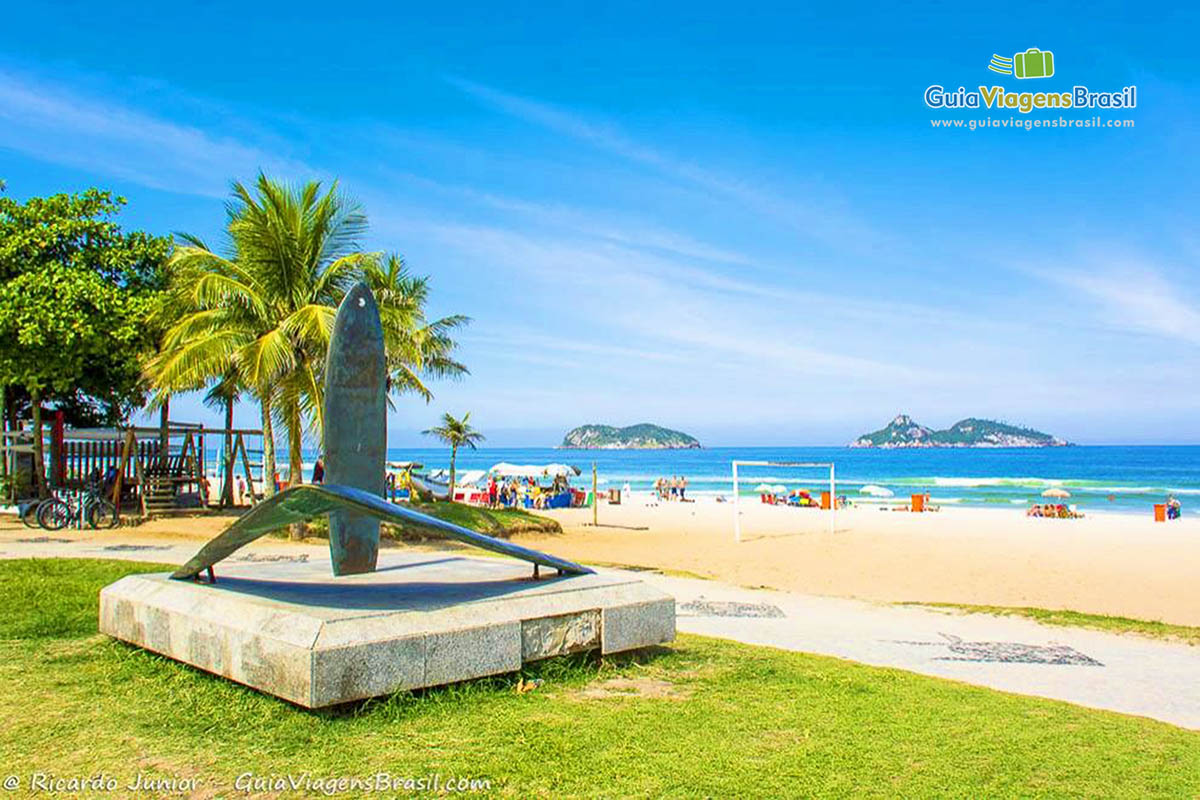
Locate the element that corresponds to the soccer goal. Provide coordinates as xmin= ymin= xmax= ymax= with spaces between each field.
xmin=731 ymin=460 xmax=836 ymax=542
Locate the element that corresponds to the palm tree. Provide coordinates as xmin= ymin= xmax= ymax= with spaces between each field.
xmin=150 ymin=176 xmax=369 ymax=510
xmin=222 ymin=175 xmax=372 ymax=492
xmin=148 ymin=174 xmax=469 ymax=527
xmin=144 ymin=235 xmax=280 ymax=501
xmin=366 ymin=255 xmax=469 ymax=401
xmin=203 ymin=373 xmax=241 ymax=507
xmin=422 ymin=412 xmax=484 ymax=499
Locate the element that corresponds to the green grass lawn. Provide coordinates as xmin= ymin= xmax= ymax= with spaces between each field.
xmin=402 ymin=501 xmax=563 ymax=537
xmin=1 ymin=559 xmax=1197 ymax=798
xmin=901 ymin=603 xmax=1200 ymax=646
xmin=270 ymin=502 xmax=561 ymax=543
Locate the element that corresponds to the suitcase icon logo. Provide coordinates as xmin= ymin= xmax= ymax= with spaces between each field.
xmin=987 ymin=48 xmax=1055 ymax=79
xmin=1014 ymin=48 xmax=1054 ymax=79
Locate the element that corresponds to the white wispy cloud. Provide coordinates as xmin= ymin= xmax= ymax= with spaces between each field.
xmin=407 ymin=218 xmax=946 ymax=384
xmin=0 ymin=69 xmax=314 ymax=197
xmin=445 ymin=76 xmax=884 ymax=250
xmin=1039 ymin=260 xmax=1200 ymax=346
xmin=361 ymin=172 xmax=761 ymax=268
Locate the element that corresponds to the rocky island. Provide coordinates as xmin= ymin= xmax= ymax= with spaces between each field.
xmin=851 ymin=414 xmax=1070 ymax=448
xmin=560 ymin=423 xmax=701 ymax=450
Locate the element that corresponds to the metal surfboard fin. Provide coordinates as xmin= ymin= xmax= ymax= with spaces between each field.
xmin=170 ymin=483 xmax=592 ymax=580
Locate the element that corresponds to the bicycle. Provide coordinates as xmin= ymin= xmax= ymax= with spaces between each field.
xmin=37 ymin=484 xmax=119 ymax=531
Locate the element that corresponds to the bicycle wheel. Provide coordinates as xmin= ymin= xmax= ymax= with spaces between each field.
xmin=37 ymin=498 xmax=71 ymax=531
xmin=20 ymin=502 xmax=41 ymax=528
xmin=88 ymin=498 xmax=119 ymax=530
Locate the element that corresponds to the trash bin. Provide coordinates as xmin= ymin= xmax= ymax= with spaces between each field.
xmin=820 ymin=491 xmax=831 ymax=510
xmin=911 ymin=493 xmax=926 ymax=513
xmin=1153 ymin=503 xmax=1167 ymax=522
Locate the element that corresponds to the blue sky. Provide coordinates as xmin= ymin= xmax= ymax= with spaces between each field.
xmin=2 ymin=2 xmax=1198 ymax=445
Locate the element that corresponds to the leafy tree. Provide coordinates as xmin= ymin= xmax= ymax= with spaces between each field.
xmin=422 ymin=412 xmax=484 ymax=497
xmin=0 ymin=188 xmax=169 ymax=496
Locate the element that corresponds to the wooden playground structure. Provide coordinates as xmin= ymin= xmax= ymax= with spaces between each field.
xmin=3 ymin=414 xmax=264 ymax=519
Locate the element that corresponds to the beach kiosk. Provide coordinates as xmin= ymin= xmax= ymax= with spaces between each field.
xmin=488 ymin=463 xmax=582 ymax=509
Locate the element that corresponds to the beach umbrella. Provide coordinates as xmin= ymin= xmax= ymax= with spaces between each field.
xmin=455 ymin=469 xmax=487 ymax=486
xmin=488 ymin=462 xmax=540 ymax=477
xmin=542 ymin=463 xmax=583 ymax=477
xmin=770 ymin=484 xmax=787 ymax=494
xmin=754 ymin=483 xmax=775 ymax=492
xmin=1041 ymin=487 xmax=1070 ymax=498
xmin=860 ymin=484 xmax=894 ymax=497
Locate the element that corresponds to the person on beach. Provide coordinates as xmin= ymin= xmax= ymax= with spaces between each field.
xmin=680 ymin=476 xmax=688 ymax=501
xmin=236 ymin=474 xmax=246 ymax=505
xmin=488 ymin=476 xmax=498 ymax=508
xmin=312 ymin=457 xmax=325 ymax=484
xmin=1167 ymin=495 xmax=1182 ymax=520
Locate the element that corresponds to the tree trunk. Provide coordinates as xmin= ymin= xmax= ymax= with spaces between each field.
xmin=448 ymin=444 xmax=457 ymax=504
xmin=221 ymin=396 xmax=235 ymax=507
xmin=3 ymin=390 xmax=15 ymax=504
xmin=30 ymin=387 xmax=48 ymax=499
xmin=285 ymin=400 xmax=306 ymax=540
xmin=158 ymin=400 xmax=170 ymax=471
xmin=0 ymin=384 xmax=8 ymax=491
xmin=260 ymin=392 xmax=276 ymax=499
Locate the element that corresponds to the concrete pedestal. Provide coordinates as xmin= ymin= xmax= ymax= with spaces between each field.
xmin=99 ymin=552 xmax=675 ymax=708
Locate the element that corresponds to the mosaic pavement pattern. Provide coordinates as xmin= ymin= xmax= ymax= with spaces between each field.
xmin=894 ymin=633 xmax=1104 ymax=666
xmin=679 ymin=598 xmax=786 ymax=618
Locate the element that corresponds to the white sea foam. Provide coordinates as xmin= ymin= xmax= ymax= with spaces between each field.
xmin=927 ymin=476 xmax=1066 ymax=488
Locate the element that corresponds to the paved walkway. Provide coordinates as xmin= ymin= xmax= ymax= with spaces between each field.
xmin=2 ymin=530 xmax=1196 ymax=730
xmin=636 ymin=571 xmax=1200 ymax=730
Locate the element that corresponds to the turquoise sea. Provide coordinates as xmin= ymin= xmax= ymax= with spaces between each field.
xmin=211 ymin=445 xmax=1200 ymax=516
xmin=389 ymin=445 xmax=1199 ymax=516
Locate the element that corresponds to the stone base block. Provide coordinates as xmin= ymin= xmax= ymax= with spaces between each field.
xmin=99 ymin=552 xmax=675 ymax=708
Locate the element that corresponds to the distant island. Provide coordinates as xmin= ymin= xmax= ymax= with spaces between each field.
xmin=560 ymin=423 xmax=701 ymax=450
xmin=850 ymin=414 xmax=1070 ymax=449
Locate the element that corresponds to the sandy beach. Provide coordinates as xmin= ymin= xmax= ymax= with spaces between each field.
xmin=520 ymin=497 xmax=1200 ymax=627
xmin=4 ymin=497 xmax=1197 ymax=627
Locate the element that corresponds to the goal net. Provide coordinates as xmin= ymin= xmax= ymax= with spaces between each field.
xmin=732 ymin=460 xmax=836 ymax=542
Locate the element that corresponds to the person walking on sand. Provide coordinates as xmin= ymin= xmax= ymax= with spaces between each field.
xmin=680 ymin=475 xmax=688 ymax=502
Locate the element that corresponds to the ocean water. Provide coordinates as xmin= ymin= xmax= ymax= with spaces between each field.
xmin=214 ymin=445 xmax=1200 ymax=516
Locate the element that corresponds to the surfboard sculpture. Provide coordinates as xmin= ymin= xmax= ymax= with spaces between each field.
xmin=171 ymin=282 xmax=591 ymax=581
xmin=324 ymin=282 xmax=387 ymax=575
